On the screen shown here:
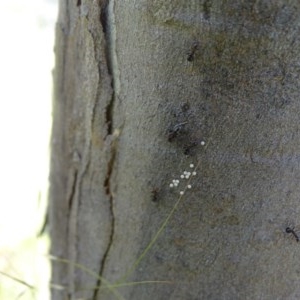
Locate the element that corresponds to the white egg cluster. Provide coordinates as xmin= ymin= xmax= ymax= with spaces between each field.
xmin=169 ymin=163 xmax=197 ymax=195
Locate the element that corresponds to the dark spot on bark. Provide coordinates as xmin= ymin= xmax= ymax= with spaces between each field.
xmin=151 ymin=188 xmax=159 ymax=202
xmin=167 ymin=122 xmax=188 ymax=142
xmin=181 ymin=102 xmax=190 ymax=112
xmin=187 ymin=42 xmax=198 ymax=62
xmin=100 ymin=0 xmax=109 ymax=34
xmin=183 ymin=141 xmax=198 ymax=155
xmin=286 ymin=227 xmax=299 ymax=242
xmin=203 ymin=0 xmax=212 ymax=20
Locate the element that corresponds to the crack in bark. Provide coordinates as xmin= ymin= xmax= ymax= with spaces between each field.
xmin=104 ymin=149 xmax=116 ymax=195
xmin=105 ymin=94 xmax=114 ymax=135
xmin=101 ymin=0 xmax=115 ymax=136
xmin=67 ymin=170 xmax=78 ymax=210
xmin=93 ymin=148 xmax=116 ymax=300
xmin=93 ymin=1 xmax=117 ymax=299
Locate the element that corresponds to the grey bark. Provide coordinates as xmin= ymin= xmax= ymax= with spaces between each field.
xmin=50 ymin=1 xmax=300 ymax=299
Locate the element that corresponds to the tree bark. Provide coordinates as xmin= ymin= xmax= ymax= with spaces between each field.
xmin=50 ymin=1 xmax=300 ymax=299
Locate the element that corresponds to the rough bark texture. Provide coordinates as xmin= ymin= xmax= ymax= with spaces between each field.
xmin=50 ymin=1 xmax=300 ymax=299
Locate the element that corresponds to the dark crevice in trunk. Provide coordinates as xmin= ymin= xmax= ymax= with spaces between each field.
xmin=100 ymin=0 xmax=115 ymax=136
xmin=93 ymin=1 xmax=117 ymax=299
xmin=93 ymin=148 xmax=117 ymax=300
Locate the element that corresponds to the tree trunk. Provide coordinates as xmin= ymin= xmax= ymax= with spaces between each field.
xmin=50 ymin=1 xmax=300 ymax=299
